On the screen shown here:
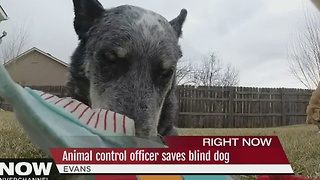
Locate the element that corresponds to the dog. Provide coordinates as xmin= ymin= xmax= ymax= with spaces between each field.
xmin=306 ymin=82 xmax=320 ymax=133
xmin=66 ymin=0 xmax=187 ymax=138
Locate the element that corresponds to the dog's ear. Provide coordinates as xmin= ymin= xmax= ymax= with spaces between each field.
xmin=169 ymin=9 xmax=187 ymax=38
xmin=72 ymin=0 xmax=105 ymax=40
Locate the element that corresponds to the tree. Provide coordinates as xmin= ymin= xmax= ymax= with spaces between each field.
xmin=181 ymin=53 xmax=240 ymax=114
xmin=176 ymin=58 xmax=193 ymax=85
xmin=190 ymin=53 xmax=239 ymax=87
xmin=0 ymin=23 xmax=30 ymax=64
xmin=287 ymin=9 xmax=320 ymax=89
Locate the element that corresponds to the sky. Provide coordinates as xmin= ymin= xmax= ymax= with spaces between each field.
xmin=0 ymin=0 xmax=318 ymax=89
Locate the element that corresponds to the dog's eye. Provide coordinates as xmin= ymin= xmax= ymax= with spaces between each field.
xmin=161 ymin=69 xmax=174 ymax=79
xmin=99 ymin=52 xmax=117 ymax=65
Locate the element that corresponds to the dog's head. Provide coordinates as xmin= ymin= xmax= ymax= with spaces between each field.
xmin=71 ymin=0 xmax=187 ymax=136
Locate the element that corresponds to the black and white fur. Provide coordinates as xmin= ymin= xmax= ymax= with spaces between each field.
xmin=66 ymin=0 xmax=187 ymax=138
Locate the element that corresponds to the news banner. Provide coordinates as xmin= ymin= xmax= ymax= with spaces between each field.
xmin=0 ymin=136 xmax=294 ymax=179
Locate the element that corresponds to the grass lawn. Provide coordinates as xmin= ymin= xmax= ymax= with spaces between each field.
xmin=0 ymin=111 xmax=319 ymax=179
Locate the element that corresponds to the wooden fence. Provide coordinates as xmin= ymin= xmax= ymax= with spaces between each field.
xmin=176 ymin=85 xmax=312 ymax=128
xmin=0 ymin=85 xmax=313 ymax=128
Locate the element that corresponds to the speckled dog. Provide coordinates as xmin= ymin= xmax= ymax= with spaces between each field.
xmin=66 ymin=0 xmax=187 ymax=137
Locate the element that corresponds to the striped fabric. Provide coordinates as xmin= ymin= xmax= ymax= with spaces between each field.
xmin=31 ymin=90 xmax=233 ymax=180
xmin=94 ymin=175 xmax=231 ymax=180
xmin=33 ymin=90 xmax=135 ymax=136
xmin=139 ymin=175 xmax=184 ymax=180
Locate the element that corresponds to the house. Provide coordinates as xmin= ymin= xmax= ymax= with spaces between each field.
xmin=0 ymin=5 xmax=8 ymax=23
xmin=312 ymin=0 xmax=320 ymax=10
xmin=4 ymin=47 xmax=69 ymax=86
xmin=0 ymin=5 xmax=8 ymax=43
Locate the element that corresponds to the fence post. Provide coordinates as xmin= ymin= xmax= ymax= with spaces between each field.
xmin=281 ymin=88 xmax=286 ymax=126
xmin=229 ymin=86 xmax=234 ymax=126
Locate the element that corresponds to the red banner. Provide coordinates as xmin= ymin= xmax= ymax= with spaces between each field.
xmin=50 ymin=136 xmax=289 ymax=165
xmin=163 ymin=136 xmax=283 ymax=148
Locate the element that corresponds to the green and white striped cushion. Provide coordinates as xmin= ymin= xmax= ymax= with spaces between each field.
xmin=33 ymin=90 xmax=135 ymax=136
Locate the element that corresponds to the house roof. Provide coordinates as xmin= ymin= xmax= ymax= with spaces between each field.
xmin=4 ymin=47 xmax=69 ymax=67
xmin=311 ymin=0 xmax=320 ymax=10
xmin=0 ymin=6 xmax=8 ymax=22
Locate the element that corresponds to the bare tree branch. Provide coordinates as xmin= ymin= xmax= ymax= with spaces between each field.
xmin=177 ymin=53 xmax=240 ymax=113
xmin=1 ymin=22 xmax=30 ymax=64
xmin=221 ymin=63 xmax=240 ymax=86
xmin=288 ymin=8 xmax=320 ymax=89
xmin=176 ymin=58 xmax=193 ymax=85
xmin=190 ymin=53 xmax=239 ymax=87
